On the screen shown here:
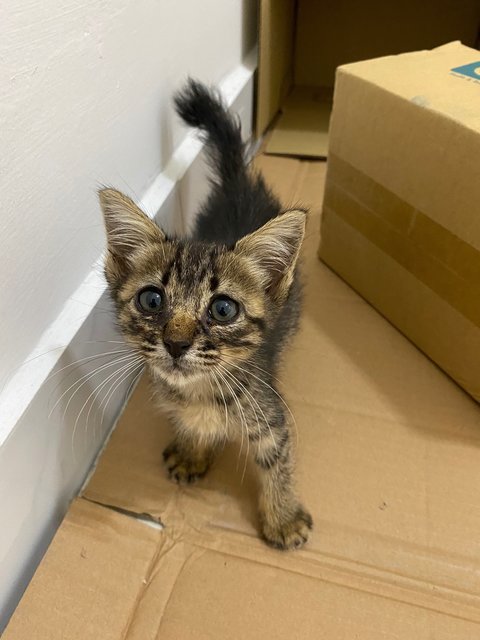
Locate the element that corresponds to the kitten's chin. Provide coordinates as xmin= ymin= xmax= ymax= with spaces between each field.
xmin=150 ymin=360 xmax=207 ymax=388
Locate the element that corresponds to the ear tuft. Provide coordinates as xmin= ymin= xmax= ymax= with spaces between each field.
xmin=235 ymin=209 xmax=306 ymax=299
xmin=98 ymin=188 xmax=164 ymax=259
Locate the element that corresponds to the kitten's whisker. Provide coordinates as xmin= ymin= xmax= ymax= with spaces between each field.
xmin=86 ymin=367 xmax=125 ymax=442
xmin=100 ymin=360 xmax=145 ymax=425
xmin=216 ymin=363 xmax=264 ymax=446
xmin=0 ymin=340 xmax=128 ymax=394
xmin=213 ymin=366 xmax=249 ymax=476
xmin=209 ymin=370 xmax=229 ymax=440
xmin=85 ymin=357 xmax=144 ymax=438
xmin=216 ymin=363 xmax=278 ymax=486
xmin=216 ymin=365 xmax=261 ymax=483
xmin=48 ymin=350 xmax=134 ymax=406
xmin=124 ymin=363 xmax=145 ymax=401
xmin=49 ymin=352 xmax=141 ymax=419
xmin=90 ymin=361 xmax=143 ymax=441
xmin=46 ymin=348 xmax=133 ymax=386
xmin=71 ymin=357 xmax=143 ymax=462
xmin=233 ymin=359 xmax=282 ymax=385
xmin=218 ymin=358 xmax=299 ymax=448
xmin=73 ymin=364 xmax=123 ymax=455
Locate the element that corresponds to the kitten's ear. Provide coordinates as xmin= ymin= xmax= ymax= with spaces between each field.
xmin=234 ymin=209 xmax=306 ymax=300
xmin=98 ymin=188 xmax=165 ymax=261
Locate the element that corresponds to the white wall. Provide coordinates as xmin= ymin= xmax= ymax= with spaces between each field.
xmin=0 ymin=0 xmax=257 ymax=385
xmin=0 ymin=0 xmax=257 ymax=630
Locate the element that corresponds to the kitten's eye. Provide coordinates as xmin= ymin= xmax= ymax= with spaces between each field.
xmin=209 ymin=296 xmax=239 ymax=323
xmin=136 ymin=287 xmax=163 ymax=313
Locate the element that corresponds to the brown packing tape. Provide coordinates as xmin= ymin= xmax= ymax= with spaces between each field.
xmin=324 ymin=154 xmax=480 ymax=328
xmin=319 ymin=205 xmax=480 ymax=401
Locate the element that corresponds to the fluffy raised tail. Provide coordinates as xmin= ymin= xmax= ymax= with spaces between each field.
xmin=174 ymin=78 xmax=246 ymax=185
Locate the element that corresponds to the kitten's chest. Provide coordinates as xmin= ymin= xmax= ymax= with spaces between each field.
xmin=154 ymin=378 xmax=233 ymax=438
xmin=178 ymin=400 xmax=228 ymax=438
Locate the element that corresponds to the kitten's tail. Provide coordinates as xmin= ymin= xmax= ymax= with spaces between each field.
xmin=174 ymin=78 xmax=246 ymax=185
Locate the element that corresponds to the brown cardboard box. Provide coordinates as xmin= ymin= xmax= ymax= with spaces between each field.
xmin=257 ymin=0 xmax=480 ymax=157
xmin=5 ymin=155 xmax=480 ymax=638
xmin=320 ymin=41 xmax=480 ymax=402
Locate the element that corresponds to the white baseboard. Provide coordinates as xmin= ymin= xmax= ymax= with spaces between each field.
xmin=0 ymin=49 xmax=256 ymax=630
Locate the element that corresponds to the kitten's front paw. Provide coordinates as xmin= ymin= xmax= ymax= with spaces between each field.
xmin=162 ymin=442 xmax=210 ymax=485
xmin=261 ymin=505 xmax=313 ymax=550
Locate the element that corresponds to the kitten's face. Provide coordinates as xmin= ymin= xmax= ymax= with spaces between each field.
xmin=110 ymin=240 xmax=267 ymax=385
xmin=99 ymin=189 xmax=305 ymax=387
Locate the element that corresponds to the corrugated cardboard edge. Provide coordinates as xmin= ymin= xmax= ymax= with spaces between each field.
xmin=256 ymin=0 xmax=295 ymax=136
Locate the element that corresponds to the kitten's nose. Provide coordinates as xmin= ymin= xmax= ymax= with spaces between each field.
xmin=163 ymin=337 xmax=192 ymax=359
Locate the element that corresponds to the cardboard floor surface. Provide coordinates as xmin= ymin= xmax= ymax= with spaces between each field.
xmin=5 ymin=156 xmax=480 ymax=639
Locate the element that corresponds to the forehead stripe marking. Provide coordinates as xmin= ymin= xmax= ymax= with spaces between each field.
xmin=210 ymin=274 xmax=219 ymax=291
xmin=161 ymin=259 xmax=175 ymax=286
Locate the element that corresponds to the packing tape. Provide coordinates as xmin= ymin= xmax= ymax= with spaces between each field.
xmin=322 ymin=154 xmax=480 ymax=328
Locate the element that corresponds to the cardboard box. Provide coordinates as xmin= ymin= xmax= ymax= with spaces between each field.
xmin=320 ymin=41 xmax=480 ymax=402
xmin=5 ymin=155 xmax=480 ymax=638
xmin=257 ymin=0 xmax=480 ymax=157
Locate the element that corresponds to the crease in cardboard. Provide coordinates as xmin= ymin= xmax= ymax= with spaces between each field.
xmin=118 ymin=530 xmax=170 ymax=640
xmin=83 ymin=499 xmax=480 ymax=630
xmin=132 ymin=508 xmax=480 ymax=626
xmin=86 ymin=483 xmax=480 ymax=628
xmin=199 ymin=520 xmax=480 ymax=619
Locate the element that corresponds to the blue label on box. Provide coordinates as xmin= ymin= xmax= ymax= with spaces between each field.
xmin=450 ymin=61 xmax=480 ymax=79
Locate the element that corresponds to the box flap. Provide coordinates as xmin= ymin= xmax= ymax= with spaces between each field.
xmin=265 ymin=87 xmax=332 ymax=158
xmin=339 ymin=41 xmax=480 ymax=126
xmin=256 ymin=0 xmax=296 ymax=136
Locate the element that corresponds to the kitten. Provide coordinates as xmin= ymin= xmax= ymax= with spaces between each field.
xmin=98 ymin=80 xmax=312 ymax=549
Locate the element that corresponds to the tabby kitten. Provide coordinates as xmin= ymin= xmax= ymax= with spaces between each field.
xmin=99 ymin=80 xmax=312 ymax=549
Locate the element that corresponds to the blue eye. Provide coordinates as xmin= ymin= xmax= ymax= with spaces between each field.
xmin=209 ymin=296 xmax=239 ymax=323
xmin=137 ymin=287 xmax=163 ymax=313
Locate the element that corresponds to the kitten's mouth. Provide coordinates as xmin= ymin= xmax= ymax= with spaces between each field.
xmin=171 ymin=359 xmax=188 ymax=372
xmin=151 ymin=354 xmax=204 ymax=381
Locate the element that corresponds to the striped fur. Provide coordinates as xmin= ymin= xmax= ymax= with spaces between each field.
xmin=98 ymin=80 xmax=312 ymax=549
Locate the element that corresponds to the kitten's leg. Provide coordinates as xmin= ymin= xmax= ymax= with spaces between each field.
xmin=253 ymin=422 xmax=312 ymax=550
xmin=163 ymin=425 xmax=222 ymax=485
